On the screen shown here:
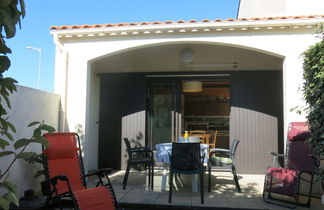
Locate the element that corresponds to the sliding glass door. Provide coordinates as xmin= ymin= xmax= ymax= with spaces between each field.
xmin=146 ymin=79 xmax=182 ymax=148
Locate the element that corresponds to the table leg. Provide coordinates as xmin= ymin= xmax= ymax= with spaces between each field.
xmin=161 ymin=164 xmax=168 ymax=191
xmin=192 ymin=174 xmax=198 ymax=192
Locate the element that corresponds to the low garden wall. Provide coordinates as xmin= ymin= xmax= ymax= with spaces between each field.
xmin=0 ymin=85 xmax=61 ymax=197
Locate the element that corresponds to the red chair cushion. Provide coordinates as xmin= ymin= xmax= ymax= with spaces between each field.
xmin=44 ymin=133 xmax=78 ymax=159
xmin=44 ymin=133 xmax=85 ymax=194
xmin=47 ymin=158 xmax=86 ymax=194
xmin=73 ymin=186 xmax=115 ymax=210
xmin=267 ymin=167 xmax=298 ymax=196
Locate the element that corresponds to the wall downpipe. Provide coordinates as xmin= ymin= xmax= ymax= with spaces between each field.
xmin=53 ymin=34 xmax=69 ymax=132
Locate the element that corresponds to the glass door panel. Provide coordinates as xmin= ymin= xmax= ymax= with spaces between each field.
xmin=147 ymin=80 xmax=182 ymax=148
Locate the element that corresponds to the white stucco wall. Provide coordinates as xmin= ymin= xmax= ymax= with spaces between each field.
xmin=0 ymin=86 xmax=60 ymax=197
xmin=238 ymin=0 xmax=324 ymax=18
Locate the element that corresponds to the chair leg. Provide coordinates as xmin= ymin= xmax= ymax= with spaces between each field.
xmin=200 ymin=172 xmax=204 ymax=204
xmin=147 ymin=163 xmax=154 ymax=190
xmin=151 ymin=163 xmax=154 ymax=190
xmin=147 ymin=164 xmax=151 ymax=188
xmin=304 ymin=173 xmax=314 ymax=207
xmin=232 ymin=165 xmax=241 ymax=193
xmin=168 ymin=171 xmax=173 ymax=203
xmin=123 ymin=163 xmax=131 ymax=189
xmin=208 ymin=166 xmax=211 ymax=192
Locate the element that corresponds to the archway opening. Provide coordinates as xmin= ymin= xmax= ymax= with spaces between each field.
xmin=88 ymin=42 xmax=284 ymax=173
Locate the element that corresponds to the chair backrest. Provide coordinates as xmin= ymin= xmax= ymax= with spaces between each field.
xmin=43 ymin=133 xmax=86 ymax=195
xmin=189 ymin=130 xmax=206 ymax=143
xmin=287 ymin=140 xmax=318 ymax=172
xmin=211 ymin=130 xmax=218 ymax=148
xmin=286 ymin=122 xmax=318 ymax=172
xmin=171 ymin=143 xmax=202 ymax=173
xmin=229 ymin=139 xmax=240 ymax=160
xmin=287 ymin=122 xmax=310 ymax=141
xmin=190 ymin=130 xmax=206 ymax=135
xmin=123 ymin=138 xmax=132 ymax=155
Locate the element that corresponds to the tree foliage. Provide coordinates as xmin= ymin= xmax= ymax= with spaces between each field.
xmin=0 ymin=1 xmax=55 ymax=209
xmin=302 ymin=24 xmax=324 ymax=181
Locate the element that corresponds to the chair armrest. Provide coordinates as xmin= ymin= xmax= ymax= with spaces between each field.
xmin=308 ymin=154 xmax=320 ymax=168
xmin=269 ymin=151 xmax=285 ymax=157
xmin=43 ymin=175 xmax=71 ymax=197
xmin=49 ymin=175 xmax=69 ymax=184
xmin=210 ymin=148 xmax=230 ymax=155
xmin=130 ymin=147 xmax=152 ymax=153
xmin=84 ymin=168 xmax=112 ymax=178
xmin=84 ymin=168 xmax=114 ymax=187
xmin=130 ymin=147 xmax=154 ymax=158
xmin=268 ymin=151 xmax=286 ymax=167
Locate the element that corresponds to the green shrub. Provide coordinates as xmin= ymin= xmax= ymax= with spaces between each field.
xmin=302 ymin=24 xmax=324 ymax=181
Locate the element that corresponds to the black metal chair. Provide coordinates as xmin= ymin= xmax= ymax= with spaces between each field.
xmin=169 ymin=142 xmax=205 ymax=204
xmin=208 ymin=139 xmax=241 ymax=193
xmin=122 ymin=138 xmax=154 ymax=190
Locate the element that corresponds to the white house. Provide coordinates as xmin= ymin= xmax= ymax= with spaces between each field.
xmin=50 ymin=0 xmax=324 ymax=174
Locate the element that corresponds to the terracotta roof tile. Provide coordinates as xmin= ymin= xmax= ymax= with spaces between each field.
xmin=60 ymin=25 xmax=69 ymax=29
xmin=50 ymin=15 xmax=324 ymax=30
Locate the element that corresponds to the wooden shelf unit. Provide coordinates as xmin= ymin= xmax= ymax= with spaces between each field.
xmin=184 ymin=115 xmax=229 ymax=131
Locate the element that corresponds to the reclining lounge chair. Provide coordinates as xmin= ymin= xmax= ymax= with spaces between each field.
xmin=263 ymin=122 xmax=319 ymax=208
xmin=42 ymin=132 xmax=118 ymax=210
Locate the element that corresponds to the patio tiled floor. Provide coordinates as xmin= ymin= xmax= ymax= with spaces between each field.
xmin=103 ymin=169 xmax=324 ymax=210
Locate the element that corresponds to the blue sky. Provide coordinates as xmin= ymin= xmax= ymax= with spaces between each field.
xmin=4 ymin=0 xmax=240 ymax=92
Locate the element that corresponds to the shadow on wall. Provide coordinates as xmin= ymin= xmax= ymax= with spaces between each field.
xmin=230 ymin=71 xmax=284 ymax=152
xmin=3 ymin=86 xmax=61 ymax=197
xmin=123 ymin=132 xmax=146 ymax=171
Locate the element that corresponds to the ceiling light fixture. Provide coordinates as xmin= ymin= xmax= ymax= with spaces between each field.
xmin=182 ymin=81 xmax=202 ymax=92
xmin=180 ymin=48 xmax=193 ymax=63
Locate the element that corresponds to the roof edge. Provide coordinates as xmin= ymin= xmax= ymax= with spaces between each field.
xmin=50 ymin=14 xmax=324 ymax=32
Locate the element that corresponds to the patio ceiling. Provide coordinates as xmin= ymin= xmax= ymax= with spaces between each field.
xmin=92 ymin=43 xmax=283 ymax=73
